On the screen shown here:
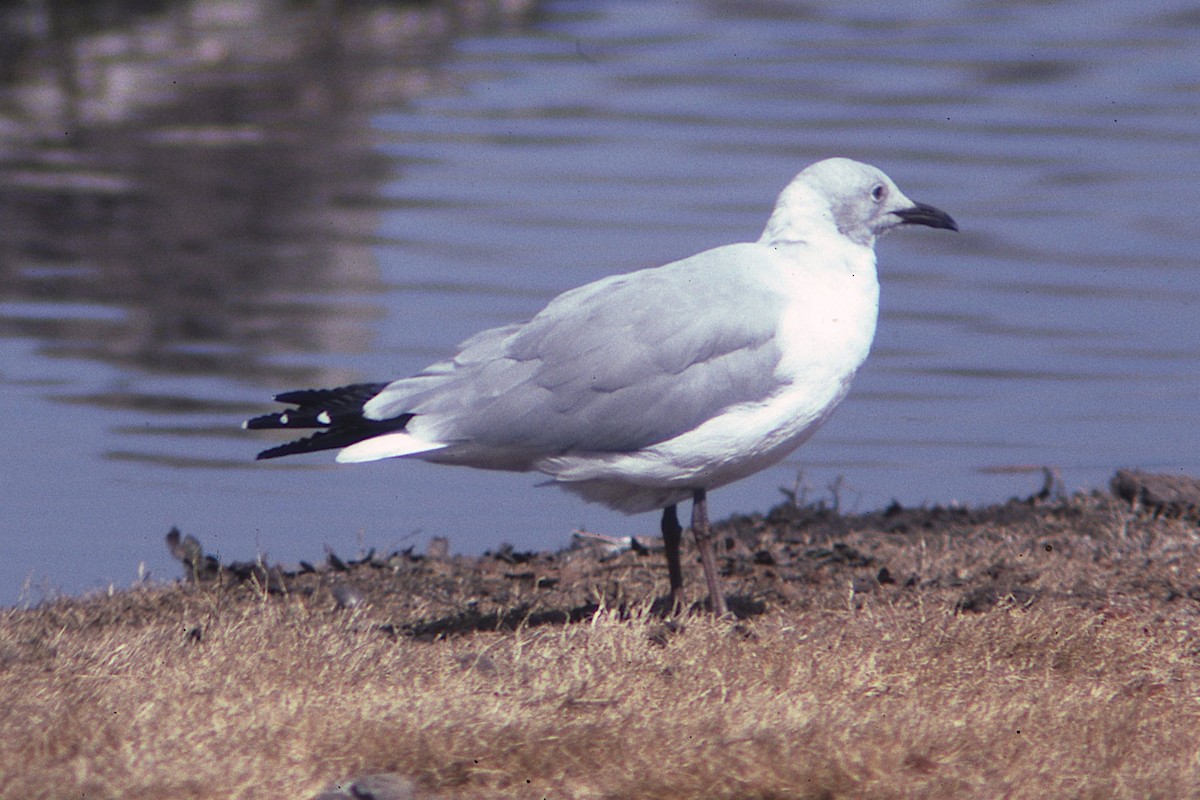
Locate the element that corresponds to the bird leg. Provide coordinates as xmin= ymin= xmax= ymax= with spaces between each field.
xmin=691 ymin=488 xmax=729 ymax=616
xmin=661 ymin=504 xmax=684 ymax=610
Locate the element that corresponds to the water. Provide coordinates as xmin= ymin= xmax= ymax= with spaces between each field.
xmin=1 ymin=0 xmax=1198 ymax=601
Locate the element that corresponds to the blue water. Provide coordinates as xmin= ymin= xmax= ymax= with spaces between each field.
xmin=1 ymin=0 xmax=1198 ymax=600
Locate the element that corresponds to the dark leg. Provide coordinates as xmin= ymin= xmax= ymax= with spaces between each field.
xmin=661 ymin=504 xmax=684 ymax=609
xmin=691 ymin=489 xmax=729 ymax=616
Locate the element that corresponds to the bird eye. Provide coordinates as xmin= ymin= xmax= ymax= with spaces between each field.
xmin=870 ymin=184 xmax=887 ymax=202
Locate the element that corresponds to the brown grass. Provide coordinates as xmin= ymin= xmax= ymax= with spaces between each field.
xmin=3 ymin=485 xmax=1200 ymax=799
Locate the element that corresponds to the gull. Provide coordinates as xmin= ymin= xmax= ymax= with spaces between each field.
xmin=246 ymin=158 xmax=957 ymax=616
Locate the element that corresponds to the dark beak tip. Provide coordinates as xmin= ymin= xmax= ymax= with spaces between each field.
xmin=895 ymin=202 xmax=958 ymax=232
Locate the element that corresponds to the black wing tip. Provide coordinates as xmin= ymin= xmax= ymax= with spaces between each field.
xmin=253 ymin=426 xmax=346 ymax=460
xmin=245 ymin=382 xmax=393 ymax=431
xmin=247 ymin=381 xmax=412 ymax=461
xmin=272 ymin=388 xmax=317 ymax=404
xmin=272 ymin=382 xmax=390 ymax=406
xmin=253 ymin=416 xmax=413 ymax=461
xmin=244 ymin=413 xmax=284 ymax=431
xmin=255 ymin=440 xmax=317 ymax=460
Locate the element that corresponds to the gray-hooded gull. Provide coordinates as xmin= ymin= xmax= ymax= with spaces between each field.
xmin=246 ymin=157 xmax=957 ymax=616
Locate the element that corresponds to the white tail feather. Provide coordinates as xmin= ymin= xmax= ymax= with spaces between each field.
xmin=335 ymin=432 xmax=447 ymax=463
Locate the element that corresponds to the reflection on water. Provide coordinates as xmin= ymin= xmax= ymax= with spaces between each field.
xmin=0 ymin=0 xmax=530 ymax=398
xmin=2 ymin=0 xmax=1198 ymax=599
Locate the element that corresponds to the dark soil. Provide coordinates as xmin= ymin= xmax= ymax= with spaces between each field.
xmin=128 ymin=470 xmax=1200 ymax=638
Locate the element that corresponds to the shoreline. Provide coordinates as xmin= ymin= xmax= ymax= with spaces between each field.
xmin=4 ymin=469 xmax=1199 ymax=798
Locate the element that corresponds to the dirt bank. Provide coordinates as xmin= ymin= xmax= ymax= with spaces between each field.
xmin=3 ymin=470 xmax=1199 ymax=799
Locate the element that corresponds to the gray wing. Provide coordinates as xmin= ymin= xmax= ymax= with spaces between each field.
xmin=367 ymin=242 xmax=788 ymax=454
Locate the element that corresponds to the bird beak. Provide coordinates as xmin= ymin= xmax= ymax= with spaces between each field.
xmin=893 ymin=201 xmax=958 ymax=232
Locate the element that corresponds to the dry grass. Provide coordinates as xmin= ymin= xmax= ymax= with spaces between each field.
xmin=3 ymin=486 xmax=1200 ymax=799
